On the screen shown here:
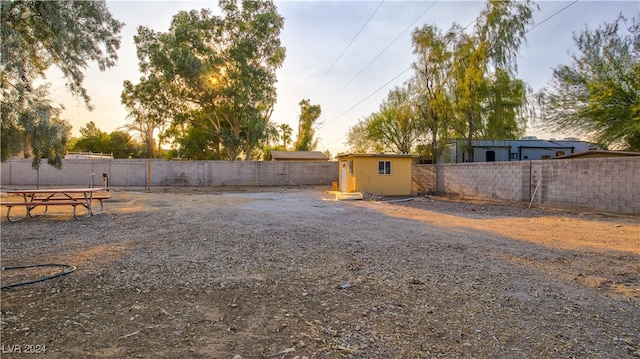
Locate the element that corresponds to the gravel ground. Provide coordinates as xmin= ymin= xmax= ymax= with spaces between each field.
xmin=1 ymin=186 xmax=639 ymax=358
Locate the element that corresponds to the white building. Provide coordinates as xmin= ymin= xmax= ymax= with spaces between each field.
xmin=443 ymin=137 xmax=601 ymax=163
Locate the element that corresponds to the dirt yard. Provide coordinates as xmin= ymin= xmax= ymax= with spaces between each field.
xmin=1 ymin=186 xmax=639 ymax=358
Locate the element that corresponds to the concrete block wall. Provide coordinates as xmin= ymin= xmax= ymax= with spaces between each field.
xmin=411 ymin=164 xmax=437 ymax=193
xmin=411 ymin=157 xmax=639 ymax=215
xmin=1 ymin=159 xmax=338 ymax=188
xmin=436 ymin=161 xmax=527 ymax=201
xmin=530 ymin=157 xmax=640 ymax=214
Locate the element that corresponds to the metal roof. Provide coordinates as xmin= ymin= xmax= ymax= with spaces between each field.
xmin=335 ymin=153 xmax=418 ymax=159
xmin=269 ymin=151 xmax=329 ymax=161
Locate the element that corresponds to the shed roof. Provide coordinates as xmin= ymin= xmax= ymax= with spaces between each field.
xmin=336 ymin=153 xmax=418 ymax=159
xmin=269 ymin=151 xmax=329 ymax=161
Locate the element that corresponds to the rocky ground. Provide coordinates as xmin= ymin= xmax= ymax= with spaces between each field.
xmin=1 ymin=186 xmax=639 ymax=358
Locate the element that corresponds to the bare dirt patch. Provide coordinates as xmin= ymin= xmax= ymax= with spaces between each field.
xmin=1 ymin=187 xmax=639 ymax=358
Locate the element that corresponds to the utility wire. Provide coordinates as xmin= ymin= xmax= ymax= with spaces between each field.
xmin=307 ymin=0 xmax=385 ymax=98
xmin=526 ymin=0 xmax=579 ymax=34
xmin=321 ymin=0 xmax=439 ymax=107
xmin=318 ymin=65 xmax=413 ymax=131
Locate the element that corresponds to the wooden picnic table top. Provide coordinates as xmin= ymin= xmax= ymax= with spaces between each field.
xmin=6 ymin=188 xmax=105 ymax=195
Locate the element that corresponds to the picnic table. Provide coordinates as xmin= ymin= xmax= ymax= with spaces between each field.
xmin=2 ymin=188 xmax=110 ymax=222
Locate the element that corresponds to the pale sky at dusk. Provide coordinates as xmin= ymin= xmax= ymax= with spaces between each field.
xmin=46 ymin=0 xmax=640 ymax=156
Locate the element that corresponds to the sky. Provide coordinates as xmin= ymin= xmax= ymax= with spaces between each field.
xmin=47 ymin=0 xmax=640 ymax=156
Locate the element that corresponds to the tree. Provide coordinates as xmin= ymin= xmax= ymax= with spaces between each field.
xmin=539 ymin=14 xmax=640 ymax=150
xmin=346 ymin=85 xmax=420 ymax=154
xmin=369 ymin=86 xmax=420 ymax=154
xmin=450 ymin=0 xmax=535 ymax=161
xmin=411 ymin=25 xmax=456 ymax=163
xmin=482 ymin=68 xmax=528 ymax=139
xmin=71 ymin=121 xmax=110 ymax=154
xmin=278 ymin=123 xmax=293 ymax=149
xmin=167 ymin=122 xmax=223 ymax=160
xmin=405 ymin=1 xmax=535 ymax=162
xmin=346 ymin=119 xmax=384 ymax=153
xmin=1 ymin=0 xmax=123 ymax=168
xmin=129 ymin=0 xmax=286 ymax=160
xmin=121 ymin=74 xmax=174 ymax=158
xmin=70 ymin=122 xmax=143 ymax=158
xmin=109 ymin=131 xmax=142 ymax=159
xmin=294 ymin=99 xmax=321 ymax=151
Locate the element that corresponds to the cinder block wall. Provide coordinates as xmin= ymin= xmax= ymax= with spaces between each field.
xmin=412 ymin=157 xmax=640 ymax=215
xmin=530 ymin=157 xmax=639 ymax=214
xmin=0 ymin=159 xmax=338 ymax=188
xmin=411 ymin=164 xmax=437 ymax=194
xmin=437 ymin=161 xmax=527 ymax=201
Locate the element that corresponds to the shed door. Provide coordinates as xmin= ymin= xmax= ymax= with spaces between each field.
xmin=340 ymin=162 xmax=347 ymax=192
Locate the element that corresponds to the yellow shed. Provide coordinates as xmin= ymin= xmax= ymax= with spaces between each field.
xmin=336 ymin=153 xmax=417 ymax=196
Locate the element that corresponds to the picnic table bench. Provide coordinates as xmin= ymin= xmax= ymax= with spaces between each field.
xmin=1 ymin=188 xmax=111 ymax=222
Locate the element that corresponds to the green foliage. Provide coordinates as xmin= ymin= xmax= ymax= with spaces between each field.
xmin=346 ymin=119 xmax=385 ymax=154
xmin=402 ymin=0 xmax=535 ymax=162
xmin=167 ymin=123 xmax=224 ymax=160
xmin=294 ymin=99 xmax=322 ymax=151
xmin=347 ymin=84 xmax=423 ymax=155
xmin=121 ymin=75 xmax=173 ymax=158
xmin=451 ymin=0 xmax=535 ymax=161
xmin=411 ymin=25 xmax=456 ymax=162
xmin=1 ymin=0 xmax=123 ymax=168
xmin=109 ymin=131 xmax=143 ymax=159
xmin=127 ymin=0 xmax=286 ymax=160
xmin=349 ymin=0 xmax=534 ymax=161
xmin=70 ymin=121 xmax=144 ymax=158
xmin=539 ymin=14 xmax=640 ymax=150
xmin=277 ymin=123 xmax=293 ymax=150
xmin=367 ymin=86 xmax=419 ymax=154
xmin=72 ymin=121 xmax=110 ymax=153
xmin=482 ymin=69 xmax=528 ymax=139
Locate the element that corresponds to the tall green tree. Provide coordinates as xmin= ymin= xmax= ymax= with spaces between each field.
xmin=129 ymin=0 xmax=285 ymax=160
xmin=539 ymin=14 xmax=640 ymax=150
xmin=294 ymin=99 xmax=321 ymax=151
xmin=407 ymin=0 xmax=534 ymax=162
xmin=451 ymin=0 xmax=535 ymax=161
xmin=482 ymin=68 xmax=528 ymax=139
xmin=411 ymin=25 xmax=456 ymax=163
xmin=278 ymin=123 xmax=293 ymax=149
xmin=1 ymin=0 xmax=123 ymax=168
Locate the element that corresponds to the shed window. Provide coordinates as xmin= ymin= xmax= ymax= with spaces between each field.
xmin=555 ymin=151 xmax=565 ymax=157
xmin=349 ymin=160 xmax=353 ymax=174
xmin=378 ymin=161 xmax=391 ymax=175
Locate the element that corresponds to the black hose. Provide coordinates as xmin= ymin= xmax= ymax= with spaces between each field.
xmin=1 ymin=263 xmax=76 ymax=290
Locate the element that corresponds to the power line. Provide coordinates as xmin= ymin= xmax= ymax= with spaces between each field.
xmin=306 ymin=1 xmax=385 ymax=98
xmin=321 ymin=0 xmax=439 ymax=107
xmin=526 ymin=0 xmax=579 ymax=34
xmin=318 ymin=65 xmax=413 ymax=131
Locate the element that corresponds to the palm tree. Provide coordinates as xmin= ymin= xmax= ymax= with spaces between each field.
xmin=278 ymin=123 xmax=293 ymax=150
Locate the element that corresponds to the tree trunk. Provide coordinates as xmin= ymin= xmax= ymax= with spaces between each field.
xmin=466 ymin=111 xmax=474 ymax=162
